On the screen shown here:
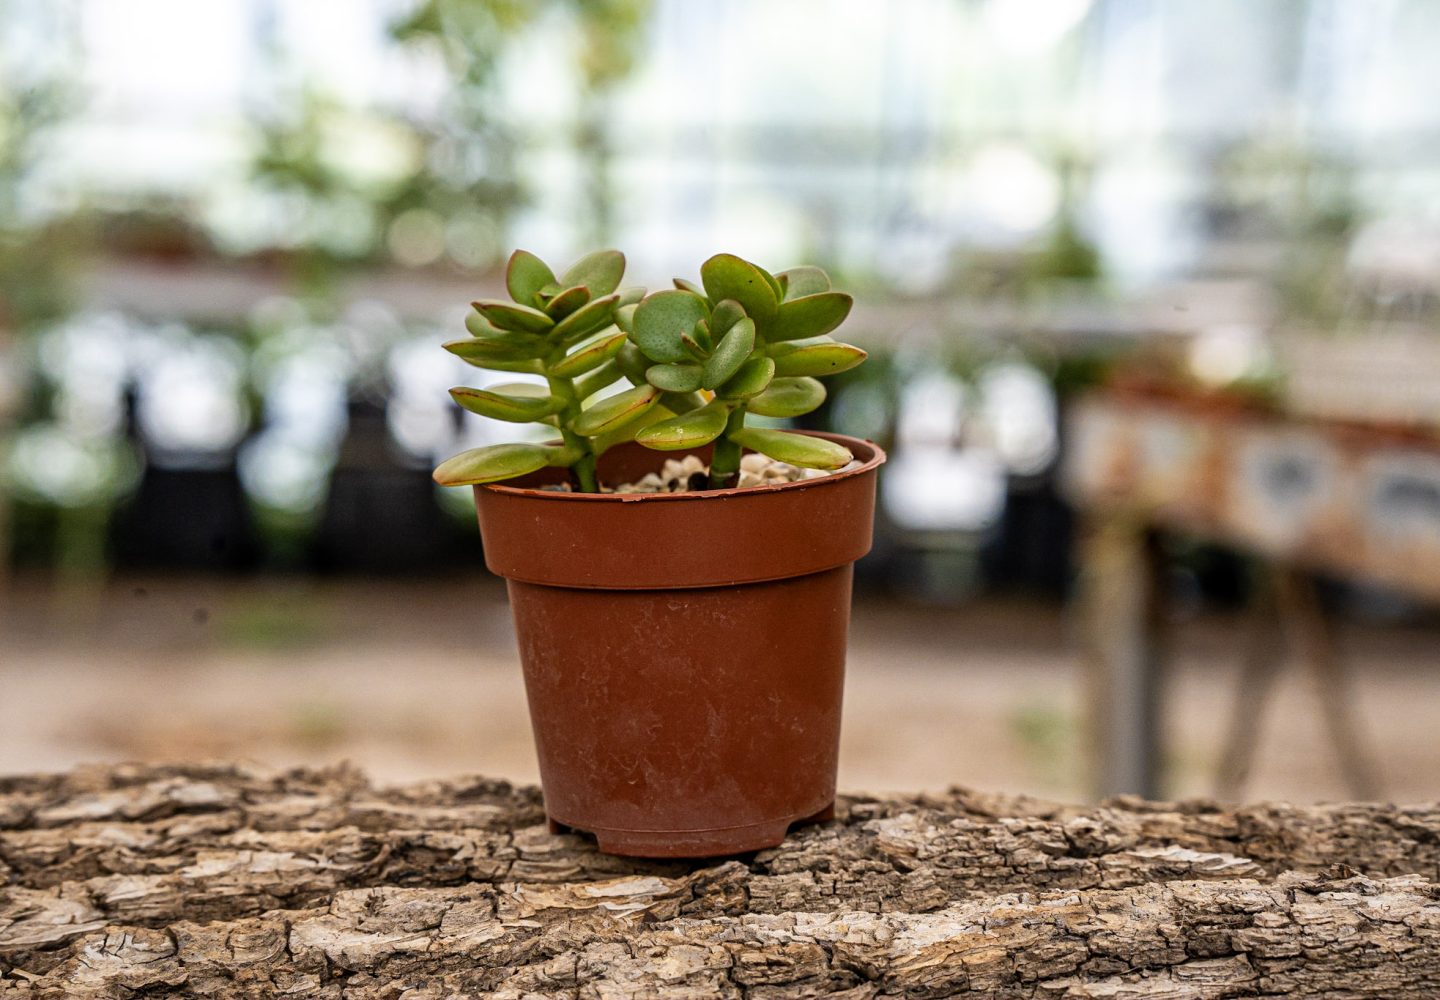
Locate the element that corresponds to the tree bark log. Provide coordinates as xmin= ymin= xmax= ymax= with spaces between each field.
xmin=2 ymin=763 xmax=1439 ymax=997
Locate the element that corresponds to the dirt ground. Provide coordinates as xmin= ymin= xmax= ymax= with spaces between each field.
xmin=3 ymin=573 xmax=1439 ymax=805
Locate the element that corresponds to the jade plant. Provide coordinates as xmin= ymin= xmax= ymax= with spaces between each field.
xmin=434 ymin=250 xmax=868 ymax=491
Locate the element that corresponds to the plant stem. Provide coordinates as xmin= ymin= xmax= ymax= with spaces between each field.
xmin=709 ymin=407 xmax=745 ymax=490
xmin=548 ymin=372 xmax=599 ymax=493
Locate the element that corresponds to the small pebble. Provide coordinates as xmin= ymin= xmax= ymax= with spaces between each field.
xmin=590 ymin=454 xmax=851 ymax=494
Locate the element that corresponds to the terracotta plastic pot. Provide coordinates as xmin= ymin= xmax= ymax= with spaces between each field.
xmin=472 ymin=431 xmax=885 ymax=857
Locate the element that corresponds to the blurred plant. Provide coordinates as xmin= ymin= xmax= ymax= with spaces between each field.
xmin=625 ymin=254 xmax=868 ymax=488
xmin=0 ymin=3 xmax=77 ymax=330
xmin=391 ymin=0 xmax=652 ymax=248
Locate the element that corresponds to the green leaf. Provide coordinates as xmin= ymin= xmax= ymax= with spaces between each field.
xmin=575 ymin=360 xmax=624 ymax=400
xmin=573 ymin=383 xmax=661 ymax=436
xmin=615 ymin=285 xmax=646 ymax=307
xmin=776 ymin=266 xmax=830 ymax=300
xmin=465 ymin=310 xmax=554 ymax=342
xmin=680 ymin=332 xmax=709 ymax=362
xmin=761 ymin=266 xmax=784 ymax=302
xmin=632 ymin=289 xmax=709 ymax=363
xmin=636 ymin=403 xmax=728 ymax=451
xmin=544 ymin=285 xmax=590 ymax=319
xmin=730 ymin=428 xmax=853 ymax=470
xmin=433 ymin=442 xmax=553 ymax=486
xmin=552 ymin=293 xmax=620 ymax=343
xmin=659 ymin=390 xmax=706 ymax=413
xmin=768 ymin=292 xmax=852 ymax=342
xmin=701 ymin=316 xmax=756 ymax=390
xmin=472 ymin=299 xmax=555 ymax=334
xmin=747 ymin=376 xmax=827 ymax=418
xmin=561 ymin=249 xmax=625 ymax=297
xmin=449 ymin=383 xmax=561 ymax=422
xmin=646 ymin=362 xmax=704 ymax=393
xmin=717 ymin=355 xmax=775 ymax=399
xmin=594 ymin=402 xmax=672 ymax=455
xmin=444 ymin=337 xmax=545 ymax=368
xmin=506 ymin=250 xmax=555 ymax=305
xmin=709 ymin=299 xmax=747 ymax=337
xmin=614 ymin=341 xmax=651 ymax=384
xmin=673 ymin=277 xmax=704 ymax=296
xmin=613 ymin=304 xmax=639 ymax=335
xmin=691 ymin=319 xmax=713 ymax=352
xmin=464 ymin=311 xmax=501 ymax=338
xmin=700 ymin=254 xmax=777 ymax=325
xmin=768 ymin=338 xmax=868 ymax=377
xmin=549 ymin=330 xmax=627 ymax=378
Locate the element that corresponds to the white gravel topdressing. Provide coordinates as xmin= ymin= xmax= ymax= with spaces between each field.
xmin=542 ymin=452 xmax=861 ymax=494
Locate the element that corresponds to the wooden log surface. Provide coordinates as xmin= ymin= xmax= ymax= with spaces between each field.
xmin=2 ymin=763 xmax=1439 ymax=997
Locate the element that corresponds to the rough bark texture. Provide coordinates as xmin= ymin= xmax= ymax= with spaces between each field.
xmin=2 ymin=764 xmax=1439 ymax=998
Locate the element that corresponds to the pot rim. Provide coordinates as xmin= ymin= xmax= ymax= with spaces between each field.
xmin=479 ymin=430 xmax=886 ymax=503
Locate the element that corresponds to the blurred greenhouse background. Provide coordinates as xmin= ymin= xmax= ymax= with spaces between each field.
xmin=6 ymin=0 xmax=1440 ymax=802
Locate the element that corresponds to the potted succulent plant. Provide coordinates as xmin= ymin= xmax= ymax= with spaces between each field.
xmin=434 ymin=248 xmax=884 ymax=857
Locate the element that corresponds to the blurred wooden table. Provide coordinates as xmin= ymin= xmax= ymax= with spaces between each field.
xmin=3 ymin=763 xmax=1440 ymax=996
xmin=1066 ymin=392 xmax=1440 ymax=800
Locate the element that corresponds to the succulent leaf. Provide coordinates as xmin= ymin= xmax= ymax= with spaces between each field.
xmin=575 ymin=360 xmax=625 ymax=400
xmin=552 ymin=292 xmax=620 ymax=343
xmin=768 ymin=291 xmax=852 ymax=342
xmin=613 ymin=303 xmax=638 ymax=334
xmin=692 ymin=319 xmax=713 ymax=352
xmin=635 ymin=403 xmax=728 ymax=451
xmin=632 ymin=289 xmax=709 ymax=363
xmin=701 ymin=316 xmax=756 ymax=390
xmin=544 ymin=285 xmax=590 ymax=319
xmin=472 ymin=299 xmax=556 ymax=334
xmin=444 ymin=336 xmax=545 ymax=366
xmin=717 ymin=354 xmax=775 ymax=399
xmin=464 ymin=311 xmax=502 ymax=338
xmin=614 ymin=340 xmax=651 ymax=384
xmin=760 ymin=266 xmax=784 ymax=302
xmin=646 ymin=362 xmax=704 ymax=393
xmin=700 ymin=254 xmax=777 ymax=325
xmin=615 ymin=285 xmax=646 ymax=307
xmin=573 ymin=383 xmax=660 ymax=436
xmin=709 ymin=299 xmax=747 ymax=337
xmin=433 ymin=442 xmax=553 ymax=486
xmin=449 ymin=384 xmax=561 ymax=422
xmin=659 ymin=390 xmax=706 ymax=413
xmin=506 ymin=250 xmax=556 ymax=305
xmin=776 ymin=266 xmax=830 ymax=300
xmin=730 ymin=428 xmax=853 ymax=470
xmin=679 ymin=333 xmax=709 ymax=362
xmin=549 ymin=330 xmax=627 ymax=378
xmin=560 ymin=249 xmax=625 ymax=297
xmin=673 ymin=277 xmax=704 ymax=296
xmin=767 ymin=337 xmax=868 ymax=377
xmin=746 ymin=376 xmax=827 ymax=418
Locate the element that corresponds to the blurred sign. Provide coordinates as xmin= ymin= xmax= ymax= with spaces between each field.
xmin=1064 ymin=393 xmax=1440 ymax=602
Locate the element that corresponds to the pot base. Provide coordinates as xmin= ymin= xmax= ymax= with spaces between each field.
xmin=547 ymin=801 xmax=836 ymax=858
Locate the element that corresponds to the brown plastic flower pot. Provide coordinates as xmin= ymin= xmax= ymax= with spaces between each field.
xmin=471 ymin=431 xmax=884 ymax=857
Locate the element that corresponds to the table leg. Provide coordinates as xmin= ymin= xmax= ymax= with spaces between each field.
xmin=1079 ymin=514 xmax=1168 ymax=799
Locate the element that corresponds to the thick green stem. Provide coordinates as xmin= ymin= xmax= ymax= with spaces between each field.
xmin=548 ymin=371 xmax=599 ymax=493
xmin=709 ymin=407 xmax=745 ymax=490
